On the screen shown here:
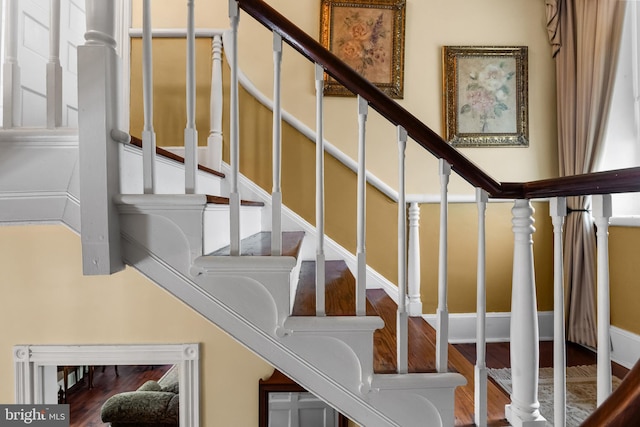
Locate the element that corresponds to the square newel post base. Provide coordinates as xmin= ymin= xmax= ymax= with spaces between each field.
xmin=505 ymin=404 xmax=547 ymax=427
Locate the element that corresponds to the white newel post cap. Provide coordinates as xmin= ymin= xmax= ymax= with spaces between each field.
xmin=85 ymin=0 xmax=116 ymax=48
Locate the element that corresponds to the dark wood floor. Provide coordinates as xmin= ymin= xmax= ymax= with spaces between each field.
xmin=64 ymin=364 xmax=172 ymax=427
xmin=454 ymin=341 xmax=630 ymax=380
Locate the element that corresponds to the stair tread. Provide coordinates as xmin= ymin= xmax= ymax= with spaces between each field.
xmin=367 ymin=288 xmax=438 ymax=374
xmin=291 ymin=260 xmax=377 ymax=317
xmin=130 ymin=135 xmax=225 ymax=178
xmin=367 ymin=288 xmax=510 ymax=425
xmin=206 ymin=195 xmax=264 ymax=207
xmin=290 ymin=265 xmax=510 ymax=424
xmin=209 ymin=231 xmax=305 ymax=257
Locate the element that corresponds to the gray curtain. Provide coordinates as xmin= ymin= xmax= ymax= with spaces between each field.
xmin=545 ymin=0 xmax=626 ymax=347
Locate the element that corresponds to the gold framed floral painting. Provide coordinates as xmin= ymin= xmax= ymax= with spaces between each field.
xmin=320 ymin=0 xmax=406 ymax=98
xmin=442 ymin=46 xmax=529 ymax=147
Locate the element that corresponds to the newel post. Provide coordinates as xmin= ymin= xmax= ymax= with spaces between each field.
xmin=77 ymin=0 xmax=124 ymax=275
xmin=506 ymin=199 xmax=546 ymax=427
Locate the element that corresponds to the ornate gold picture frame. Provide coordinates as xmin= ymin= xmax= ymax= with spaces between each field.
xmin=442 ymin=46 xmax=529 ymax=147
xmin=320 ymin=0 xmax=406 ymax=98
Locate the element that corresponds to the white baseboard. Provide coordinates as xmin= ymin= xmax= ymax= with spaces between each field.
xmin=421 ymin=311 xmax=554 ymax=344
xmin=423 ymin=312 xmax=640 ymax=369
xmin=611 ymin=326 xmax=640 ymax=369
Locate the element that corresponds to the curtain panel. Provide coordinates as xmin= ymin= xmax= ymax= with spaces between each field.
xmin=546 ymin=0 xmax=626 ymax=347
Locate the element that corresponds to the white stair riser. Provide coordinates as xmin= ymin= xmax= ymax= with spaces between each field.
xmin=120 ymin=144 xmax=223 ymax=196
xmin=203 ymin=205 xmax=262 ymax=254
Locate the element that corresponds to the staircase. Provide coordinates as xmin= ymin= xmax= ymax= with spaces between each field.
xmin=114 ymin=139 xmax=467 ymax=426
xmin=4 ymin=0 xmax=640 ymax=426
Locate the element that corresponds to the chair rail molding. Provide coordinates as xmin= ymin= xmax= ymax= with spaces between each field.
xmin=13 ymin=343 xmax=199 ymax=427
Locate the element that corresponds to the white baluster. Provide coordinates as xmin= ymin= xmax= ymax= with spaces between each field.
xmin=475 ymin=188 xmax=488 ymax=427
xmin=47 ymin=0 xmax=62 ymax=128
xmin=141 ymin=0 xmax=156 ymax=194
xmin=78 ymin=0 xmax=124 ymax=274
xmin=271 ymin=33 xmax=283 ymax=256
xmin=397 ymin=125 xmax=408 ymax=374
xmin=550 ymin=197 xmax=567 ymax=427
xmin=184 ymin=0 xmax=198 ymax=194
xmin=3 ymin=0 xmax=21 ymax=128
xmin=314 ymin=63 xmax=325 ymax=316
xmin=208 ymin=34 xmax=224 ymax=172
xmin=407 ymin=202 xmax=423 ymax=317
xmin=356 ymin=95 xmax=368 ymax=316
xmin=593 ymin=194 xmax=613 ymax=405
xmin=229 ymin=0 xmax=241 ymax=256
xmin=436 ymin=159 xmax=451 ymax=373
xmin=506 ymin=199 xmax=546 ymax=427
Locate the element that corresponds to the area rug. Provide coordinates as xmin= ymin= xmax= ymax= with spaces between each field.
xmin=487 ymin=365 xmax=621 ymax=426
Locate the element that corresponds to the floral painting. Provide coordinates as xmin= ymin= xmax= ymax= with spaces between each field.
xmin=320 ymin=0 xmax=406 ymax=98
xmin=333 ymin=9 xmax=392 ymax=82
xmin=442 ymin=46 xmax=528 ymax=147
xmin=458 ymin=59 xmax=516 ymax=134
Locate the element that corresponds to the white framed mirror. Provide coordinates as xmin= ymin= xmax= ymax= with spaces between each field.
xmin=13 ymin=343 xmax=199 ymax=426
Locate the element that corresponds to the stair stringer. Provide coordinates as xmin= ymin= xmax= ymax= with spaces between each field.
xmin=120 ymin=229 xmax=402 ymax=427
xmin=282 ymin=316 xmax=384 ymax=394
xmin=370 ymin=374 xmax=467 ymax=427
xmin=116 ymin=194 xmax=208 ymax=268
xmin=121 ymin=229 xmax=469 ymax=427
xmin=190 ymin=256 xmax=297 ymax=335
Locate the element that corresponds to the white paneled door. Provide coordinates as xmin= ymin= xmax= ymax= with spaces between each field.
xmin=269 ymin=392 xmax=339 ymax=427
xmin=14 ymin=0 xmax=84 ymax=127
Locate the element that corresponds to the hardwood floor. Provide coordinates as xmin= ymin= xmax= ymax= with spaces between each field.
xmin=64 ymin=364 xmax=172 ymax=427
xmin=454 ymin=341 xmax=630 ymax=380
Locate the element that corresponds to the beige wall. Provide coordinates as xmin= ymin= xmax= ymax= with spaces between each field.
xmin=131 ymin=0 xmax=558 ymax=194
xmin=0 ymin=225 xmax=273 ymax=425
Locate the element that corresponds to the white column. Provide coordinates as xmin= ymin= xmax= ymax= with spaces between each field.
xmin=436 ymin=159 xmax=451 ymax=373
xmin=207 ymin=34 xmax=224 ymax=171
xmin=47 ymin=0 xmax=63 ymax=128
xmin=407 ymin=202 xmax=422 ymax=316
xmin=314 ymin=63 xmax=325 ymax=316
xmin=475 ymin=188 xmax=488 ymax=427
xmin=549 ymin=197 xmax=567 ymax=427
xmin=78 ymin=0 xmax=124 ymax=274
xmin=3 ymin=0 xmax=21 ymax=128
xmin=356 ymin=95 xmax=368 ymax=316
xmin=506 ymin=199 xmax=546 ymax=427
xmin=397 ymin=126 xmax=408 ymax=374
xmin=184 ymin=0 xmax=198 ymax=194
xmin=141 ymin=0 xmax=156 ymax=194
xmin=229 ymin=0 xmax=241 ymax=256
xmin=271 ymin=33 xmax=283 ymax=256
xmin=593 ymin=194 xmax=612 ymax=405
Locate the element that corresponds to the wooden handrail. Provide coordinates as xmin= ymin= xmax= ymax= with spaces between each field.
xmin=236 ymin=0 xmax=640 ymax=200
xmin=580 ymin=358 xmax=640 ymax=427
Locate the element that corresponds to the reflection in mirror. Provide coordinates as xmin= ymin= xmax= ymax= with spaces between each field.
xmin=259 ymin=370 xmax=348 ymax=427
xmin=14 ymin=344 xmax=198 ymax=426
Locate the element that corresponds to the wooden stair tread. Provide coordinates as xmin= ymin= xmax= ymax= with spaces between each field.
xmin=209 ymin=231 xmax=305 ymax=257
xmin=367 ymin=289 xmax=509 ymax=425
xmin=205 ymin=195 xmax=264 ymax=207
xmin=366 ymin=288 xmax=437 ymax=374
xmin=292 ymin=260 xmax=377 ymax=317
xmin=130 ymin=135 xmax=225 ymax=178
